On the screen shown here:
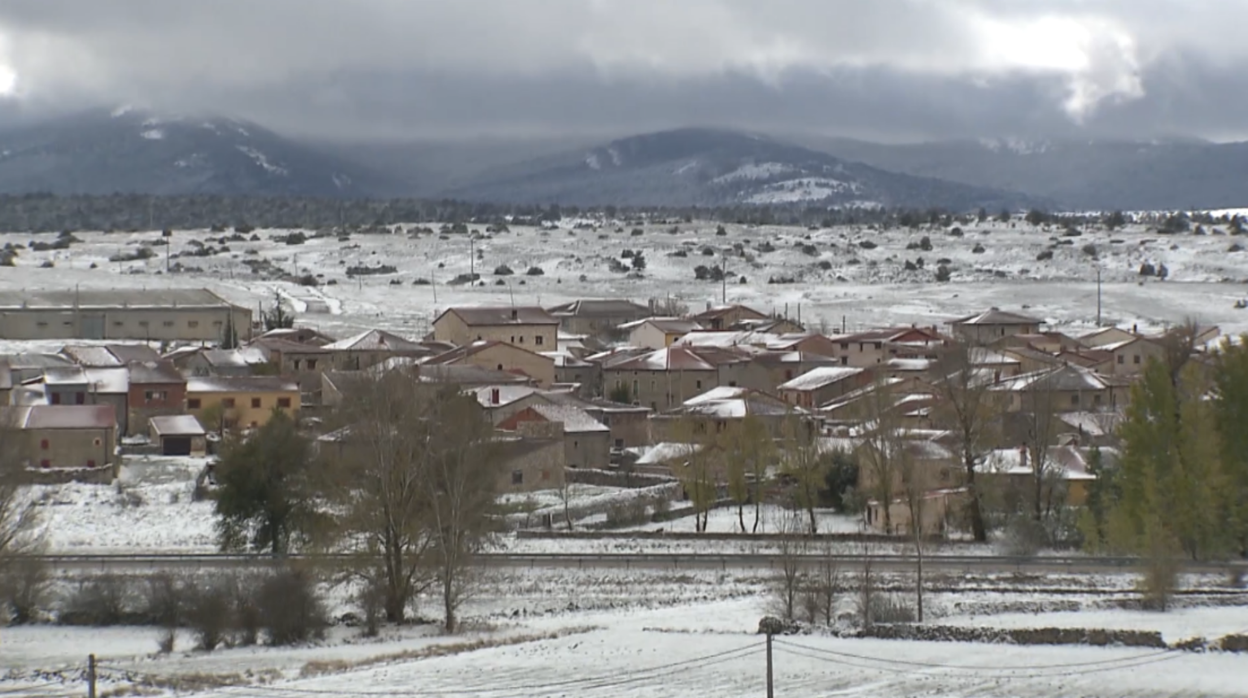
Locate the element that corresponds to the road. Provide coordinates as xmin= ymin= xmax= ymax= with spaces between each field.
xmin=26 ymin=552 xmax=1248 ymax=576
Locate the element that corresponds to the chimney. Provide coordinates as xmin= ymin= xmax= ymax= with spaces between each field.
xmin=510 ymin=308 xmax=518 ymax=321
xmin=1019 ymin=444 xmax=1028 ymax=469
xmin=1132 ymin=323 xmax=1138 ymax=334
xmin=706 ymin=301 xmax=712 ymax=312
xmin=490 ymin=388 xmax=500 ymax=405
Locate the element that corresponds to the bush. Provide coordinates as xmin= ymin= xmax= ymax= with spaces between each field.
xmin=997 ymin=517 xmax=1047 ymax=557
xmin=144 ymin=573 xmax=185 ymax=652
xmin=258 ymin=568 xmax=328 ymax=646
xmin=1081 ymin=244 xmax=1098 ymax=257
xmin=934 ymin=264 xmax=952 ymax=282
xmin=526 ymin=266 xmax=544 ymax=276
xmin=919 ymin=236 xmax=932 ymax=251
xmin=868 ymin=594 xmax=916 ymax=624
xmin=493 ymin=264 xmax=514 ymax=276
xmin=972 ymin=244 xmax=985 ymax=254
xmin=186 ymin=575 xmax=236 ymax=651
xmin=296 ymin=274 xmax=319 ymax=287
xmin=605 ymin=498 xmax=651 ymax=527
xmin=858 ymin=240 xmax=878 ymax=250
xmin=0 ymin=558 xmax=51 ymax=625
xmin=1036 ymin=250 xmax=1054 ymax=261
xmin=61 ymin=575 xmax=132 ymax=626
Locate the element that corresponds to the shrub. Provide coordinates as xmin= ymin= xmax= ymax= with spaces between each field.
xmin=186 ymin=575 xmax=236 ymax=651
xmin=526 ymin=266 xmax=545 ymax=276
xmin=258 ymin=568 xmax=328 ymax=646
xmin=296 ymin=274 xmax=319 ymax=287
xmin=1036 ymin=250 xmax=1054 ymax=261
xmin=800 ymin=244 xmax=818 ymax=256
xmin=0 ymin=558 xmax=51 ymax=625
xmin=61 ymin=575 xmax=132 ymax=626
xmin=934 ymin=264 xmax=952 ymax=282
xmin=1081 ymin=244 xmax=1098 ymax=257
xmin=868 ymin=594 xmax=916 ymax=624
xmin=668 ymin=249 xmax=688 ymax=258
xmin=630 ymin=228 xmax=644 ymax=236
xmin=493 ymin=264 xmax=514 ymax=276
xmin=858 ymin=240 xmax=878 ymax=250
xmin=972 ymin=244 xmax=986 ymax=254
xmin=716 ymin=225 xmax=727 ymax=236
xmin=919 ymin=236 xmax=932 ymax=251
xmin=1139 ymin=262 xmax=1156 ymax=276
xmin=817 ymin=260 xmax=832 ymax=270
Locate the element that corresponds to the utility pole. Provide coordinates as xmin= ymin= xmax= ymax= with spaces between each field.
xmin=757 ymin=617 xmax=783 ymax=698
xmin=469 ymin=236 xmax=476 ymax=288
xmin=87 ymin=654 xmax=97 ymax=698
xmin=721 ymin=249 xmax=728 ymax=306
xmin=1096 ymin=267 xmax=1103 ymax=327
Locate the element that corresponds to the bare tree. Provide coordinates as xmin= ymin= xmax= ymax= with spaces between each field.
xmin=672 ymin=418 xmax=717 ymax=533
xmin=769 ymin=510 xmax=808 ymax=622
xmin=1020 ymin=378 xmax=1061 ymax=525
xmin=425 ymin=392 xmax=504 ymax=633
xmin=719 ymin=416 xmax=775 ymax=533
xmin=855 ymin=376 xmax=903 ymax=534
xmin=895 ymin=440 xmax=925 ymax=623
xmin=1 ymin=408 xmax=45 ymax=595
xmin=799 ymin=538 xmax=843 ymax=626
xmin=931 ymin=341 xmax=1004 ymax=542
xmin=327 ymin=367 xmax=436 ymax=624
xmin=780 ymin=413 xmax=826 ymax=535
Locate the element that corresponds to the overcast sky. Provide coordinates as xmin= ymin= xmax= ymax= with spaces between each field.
xmin=0 ymin=0 xmax=1243 ymax=142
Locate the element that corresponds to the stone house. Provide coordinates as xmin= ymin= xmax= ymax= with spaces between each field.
xmin=498 ymin=402 xmax=611 ymax=470
xmin=1 ymin=404 xmax=117 ymax=470
xmin=321 ymin=330 xmax=435 ymax=372
xmin=126 ymin=361 xmax=187 ymax=438
xmin=865 ymin=488 xmax=967 ymax=537
xmin=186 ymin=376 xmax=300 ymax=432
xmin=650 ymin=386 xmax=813 ymax=443
xmin=778 ymin=367 xmax=871 ymax=408
xmin=470 ymin=385 xmax=545 ymax=425
xmin=1079 ymin=326 xmax=1140 ymax=349
xmin=424 ymin=341 xmax=557 ymax=388
xmin=622 ymin=318 xmax=704 ymax=350
xmin=255 ymin=326 xmax=338 ymax=347
xmin=433 ymin=306 xmax=559 ymax=351
xmin=948 ymin=308 xmax=1043 ymax=344
xmin=497 ymin=420 xmax=567 ymax=493
xmin=1099 ymin=336 xmax=1167 ymax=376
xmin=546 ymin=299 xmax=652 ymax=339
xmin=181 ymin=347 xmax=271 ymax=377
xmin=826 ymin=326 xmax=946 ymax=368
xmin=602 ymin=346 xmax=752 ymax=412
xmin=748 ymin=351 xmax=843 ymax=393
xmin=991 ymin=364 xmax=1125 ymax=413
xmin=547 ymin=352 xmax=600 ymax=397
xmin=539 ymin=392 xmax=653 ymax=450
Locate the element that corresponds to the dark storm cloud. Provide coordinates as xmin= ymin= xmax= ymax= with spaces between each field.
xmin=0 ymin=1 xmax=1243 ymax=141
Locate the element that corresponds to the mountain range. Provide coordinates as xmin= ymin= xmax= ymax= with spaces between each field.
xmin=0 ymin=108 xmax=1245 ymax=211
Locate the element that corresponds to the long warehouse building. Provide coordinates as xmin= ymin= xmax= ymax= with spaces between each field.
xmin=0 ymin=288 xmax=253 ymax=342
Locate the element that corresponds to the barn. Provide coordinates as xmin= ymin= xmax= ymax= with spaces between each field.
xmin=149 ymin=415 xmax=208 ymax=457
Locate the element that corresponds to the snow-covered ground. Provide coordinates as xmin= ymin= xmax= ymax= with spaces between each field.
xmin=7 ymin=598 xmax=1248 ymax=697
xmin=3 ymin=218 xmax=1248 ymax=344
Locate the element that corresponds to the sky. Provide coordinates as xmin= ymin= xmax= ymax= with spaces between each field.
xmin=0 ymin=0 xmax=1243 ymax=143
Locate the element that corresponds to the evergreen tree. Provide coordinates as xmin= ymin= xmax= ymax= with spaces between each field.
xmin=1213 ymin=339 xmax=1248 ymax=556
xmin=214 ymin=410 xmax=324 ymax=556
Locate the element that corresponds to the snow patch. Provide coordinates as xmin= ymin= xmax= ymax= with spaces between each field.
xmin=607 ymin=147 xmax=622 ymax=166
xmin=672 ymin=160 xmax=698 ymax=176
xmin=110 ymin=105 xmax=134 ymax=118
xmin=745 ymin=177 xmax=861 ymax=204
xmin=236 ymin=145 xmax=289 ymax=176
xmin=713 ymin=162 xmax=796 ymax=183
xmin=139 ymin=129 xmax=164 ymax=141
xmin=585 ymin=153 xmax=601 ymax=170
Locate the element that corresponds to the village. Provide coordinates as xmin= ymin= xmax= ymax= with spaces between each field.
xmin=0 ymin=286 xmax=1212 ymax=541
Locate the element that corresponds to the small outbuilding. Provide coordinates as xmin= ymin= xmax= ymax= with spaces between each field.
xmin=149 ymin=415 xmax=208 ymax=457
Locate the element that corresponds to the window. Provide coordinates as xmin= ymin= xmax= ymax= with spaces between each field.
xmin=222 ymin=398 xmax=236 ymax=408
xmin=695 ymin=380 xmax=702 ymax=390
xmin=874 ymin=342 xmax=882 ymax=350
xmin=113 ymin=321 xmax=124 ymax=327
xmin=1093 ymin=394 xmax=1103 ymax=406
xmin=728 ymin=381 xmax=737 ymax=387
xmin=541 ymin=470 xmax=551 ymax=481
xmin=145 ymin=390 xmax=167 ymax=403
xmin=293 ymin=359 xmax=302 ymax=370
xmin=189 ymin=321 xmax=200 ymax=328
xmin=511 ymin=470 xmax=524 ymax=485
xmin=277 ymin=397 xmax=292 ymax=409
xmin=519 ymin=336 xmax=525 ymax=344
xmin=1117 ymin=354 xmax=1125 ymax=364
xmin=40 ymin=439 xmax=49 ymax=450
xmin=1070 ymin=394 xmax=1079 ymax=406
xmin=784 ymin=370 xmax=793 ymax=381
xmin=251 ymin=397 xmax=262 ymax=408
xmin=50 ymin=393 xmax=61 ymax=405
xmin=615 ymin=438 xmax=624 ymax=449
xmin=40 ymin=459 xmax=50 ymax=469
xmin=1133 ymin=355 xmax=1141 ymax=365
xmin=307 ymin=359 xmax=317 ymax=370
xmin=839 ymin=342 xmax=849 ymax=350
xmin=93 ymin=438 xmax=102 ymax=447
xmin=63 ymin=321 xmax=72 ymax=326
xmin=535 ymin=335 xmax=544 ymax=346
xmin=510 ymin=336 xmax=516 ymax=343
xmin=75 ymin=392 xmax=85 ymax=405
xmin=188 ymin=398 xmax=202 ymax=409
xmin=87 ymin=459 xmax=96 ymax=468
xmin=139 ymin=320 xmax=149 ymax=327
xmin=163 ymin=320 xmax=174 ymax=327
xmin=497 ymin=364 xmax=504 ymax=371
xmin=840 ymin=357 xmax=848 ymax=366
xmin=36 ymin=321 xmax=48 ymax=328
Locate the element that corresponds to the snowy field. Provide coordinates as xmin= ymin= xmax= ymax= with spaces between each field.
xmin=3 ymin=218 xmax=1248 ymax=344
xmin=7 ymin=598 xmax=1248 ymax=697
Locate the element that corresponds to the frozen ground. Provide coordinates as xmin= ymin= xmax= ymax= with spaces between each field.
xmin=7 ymin=597 xmax=1248 ymax=697
xmin=2 ymin=218 xmax=1247 ymax=344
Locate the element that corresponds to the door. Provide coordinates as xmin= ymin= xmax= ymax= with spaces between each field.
xmin=162 ymin=437 xmax=192 ymax=456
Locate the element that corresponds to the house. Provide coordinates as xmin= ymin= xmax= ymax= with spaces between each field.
xmin=992 ymin=332 xmax=1083 ymax=355
xmin=977 ymin=445 xmax=1103 ymax=508
xmin=432 ymin=306 xmax=559 ymax=350
xmin=498 ymin=402 xmax=611 ymax=470
xmin=538 ymin=391 xmax=653 ymax=450
xmin=651 ymin=386 xmax=813 ymax=443
xmin=1079 ymin=326 xmax=1141 ymax=349
xmin=1056 ymin=347 xmax=1114 ymax=374
xmin=602 ymin=346 xmax=751 ymax=412
xmin=61 ymin=344 xmax=162 ymax=367
xmin=778 ymin=367 xmax=870 ymax=408
xmin=622 ymin=318 xmax=704 ymax=350
xmin=321 ymin=329 xmax=434 ymax=371
xmin=0 ymin=363 xmax=11 ymax=404
xmin=0 ymin=404 xmax=117 ymax=470
xmin=819 ymin=375 xmax=939 ymax=427
xmin=186 ymin=376 xmax=301 ymax=431
xmin=545 ymin=352 xmax=601 ymax=397
xmin=690 ymin=304 xmax=770 ymax=331
xmin=991 ymin=364 xmax=1125 ymax=413
xmin=853 ymin=431 xmax=960 ymax=501
xmin=180 ymin=347 xmax=272 ymax=377
xmin=149 ymin=415 xmax=208 ymax=456
xmin=417 ymin=364 xmax=538 ymax=388
xmin=865 ymin=488 xmax=967 ymax=537
xmin=546 ymin=299 xmax=652 ymax=338
xmin=827 ymin=326 xmax=945 ymax=367
xmin=1099 ymin=336 xmax=1166 ymax=376
xmin=997 ymin=345 xmax=1063 ymax=374
xmin=0 ymin=352 xmax=75 ymax=383
xmin=948 ymin=308 xmax=1043 ymax=343
xmin=424 ymin=341 xmax=556 ymax=388
xmin=747 ymin=351 xmax=842 ymax=393
xmin=497 ymin=420 xmax=567 ymax=493
xmin=126 ymin=361 xmax=187 ymax=438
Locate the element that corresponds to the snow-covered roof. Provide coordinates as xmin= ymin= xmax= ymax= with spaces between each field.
xmin=950 ymin=308 xmax=1043 ymax=326
xmin=979 ymin=446 xmax=1098 ymax=480
xmin=992 ymin=364 xmax=1114 ymax=393
xmin=887 ymin=358 xmax=932 ymax=372
xmin=620 ymin=317 xmax=704 ymax=334
xmin=187 ymin=376 xmax=298 ymax=393
xmin=4 ymin=404 xmax=117 ymax=429
xmin=779 ymin=367 xmax=865 ymax=391
xmin=636 ymin=441 xmax=703 ymax=465
xmin=323 ymin=329 xmax=426 ymax=353
xmin=41 ymin=366 xmax=88 ymax=385
xmin=469 ymin=385 xmax=540 ymax=408
xmin=202 ymin=347 xmax=269 ymax=367
xmin=150 ymin=414 xmax=206 ymax=436
xmin=609 ymin=346 xmax=747 ymax=372
xmin=529 ymin=403 xmax=610 ymax=433
xmin=84 ymin=367 xmax=129 ymax=394
xmin=671 ymin=386 xmax=800 ymax=418
xmin=672 ymin=330 xmax=768 ymax=348
xmin=61 ymin=346 xmax=122 ymax=367
xmin=440 ymin=306 xmax=558 ymax=327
